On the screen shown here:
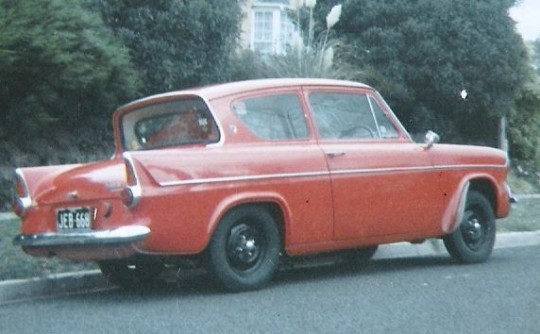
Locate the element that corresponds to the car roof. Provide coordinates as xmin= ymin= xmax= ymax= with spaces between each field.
xmin=118 ymin=78 xmax=372 ymax=110
xmin=192 ymin=78 xmax=372 ymax=100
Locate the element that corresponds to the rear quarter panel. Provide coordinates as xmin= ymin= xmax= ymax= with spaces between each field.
xmin=127 ymin=143 xmax=334 ymax=255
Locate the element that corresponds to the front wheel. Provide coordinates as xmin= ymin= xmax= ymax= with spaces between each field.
xmin=443 ymin=190 xmax=496 ymax=263
xmin=206 ymin=206 xmax=281 ymax=292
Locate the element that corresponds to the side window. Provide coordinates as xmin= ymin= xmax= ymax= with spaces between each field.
xmin=309 ymin=93 xmax=377 ymax=140
xmin=232 ymin=94 xmax=309 ymax=140
xmin=309 ymin=92 xmax=399 ymax=140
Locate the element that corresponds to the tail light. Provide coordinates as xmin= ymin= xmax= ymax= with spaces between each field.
xmin=122 ymin=153 xmax=141 ymax=208
xmin=13 ymin=169 xmax=31 ymax=217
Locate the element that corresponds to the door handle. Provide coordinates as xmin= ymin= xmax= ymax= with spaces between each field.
xmin=326 ymin=152 xmax=345 ymax=158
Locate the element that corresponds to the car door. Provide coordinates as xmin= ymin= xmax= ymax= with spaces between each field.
xmin=304 ymin=87 xmax=445 ymax=241
xmin=226 ymin=90 xmax=335 ymax=247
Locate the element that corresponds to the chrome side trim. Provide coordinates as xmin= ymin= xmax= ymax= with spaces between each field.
xmin=13 ymin=226 xmax=150 ymax=248
xmin=159 ymin=171 xmax=330 ymax=187
xmin=332 ymin=164 xmax=507 ymax=177
xmin=158 ymin=164 xmax=507 ymax=187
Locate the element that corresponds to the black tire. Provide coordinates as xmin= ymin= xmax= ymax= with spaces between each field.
xmin=206 ymin=206 xmax=281 ymax=292
xmin=343 ymin=246 xmax=378 ymax=265
xmin=443 ymin=190 xmax=496 ymax=263
xmin=99 ymin=258 xmax=163 ymax=289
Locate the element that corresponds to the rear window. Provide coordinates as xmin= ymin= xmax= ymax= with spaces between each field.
xmin=121 ymin=98 xmax=219 ymax=151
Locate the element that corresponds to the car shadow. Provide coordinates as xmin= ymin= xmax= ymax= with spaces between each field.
xmin=80 ymin=254 xmax=458 ymax=301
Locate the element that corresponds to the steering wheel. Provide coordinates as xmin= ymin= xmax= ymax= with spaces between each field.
xmin=339 ymin=125 xmax=375 ymax=139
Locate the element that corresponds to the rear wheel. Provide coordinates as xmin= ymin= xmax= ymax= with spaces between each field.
xmin=206 ymin=206 xmax=281 ymax=292
xmin=443 ymin=190 xmax=496 ymax=263
xmin=99 ymin=258 xmax=163 ymax=289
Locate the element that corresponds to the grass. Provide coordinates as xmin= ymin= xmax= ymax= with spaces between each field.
xmin=507 ymin=171 xmax=540 ymax=194
xmin=498 ymin=196 xmax=540 ymax=232
xmin=0 ymin=217 xmax=96 ymax=281
xmin=0 ymin=196 xmax=539 ymax=281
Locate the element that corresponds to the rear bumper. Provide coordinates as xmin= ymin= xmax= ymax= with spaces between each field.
xmin=13 ymin=226 xmax=150 ymax=248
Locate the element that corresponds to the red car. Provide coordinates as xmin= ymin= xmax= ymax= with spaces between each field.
xmin=13 ymin=79 xmax=513 ymax=291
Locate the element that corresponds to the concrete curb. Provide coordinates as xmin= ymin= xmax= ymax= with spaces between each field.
xmin=0 ymin=270 xmax=107 ymax=303
xmin=373 ymin=230 xmax=540 ymax=259
xmin=1 ymin=231 xmax=539 ymax=303
xmin=0 ymin=212 xmax=16 ymax=221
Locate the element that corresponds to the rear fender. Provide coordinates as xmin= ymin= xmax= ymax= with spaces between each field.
xmin=206 ymin=192 xmax=291 ymax=248
xmin=16 ymin=164 xmax=82 ymax=202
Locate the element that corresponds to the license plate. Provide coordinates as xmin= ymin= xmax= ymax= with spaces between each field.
xmin=57 ymin=208 xmax=93 ymax=232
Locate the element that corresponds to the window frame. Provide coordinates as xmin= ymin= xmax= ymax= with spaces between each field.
xmin=120 ymin=97 xmax=220 ymax=151
xmin=230 ymin=90 xmax=311 ymax=142
xmin=304 ymin=88 xmax=408 ymax=142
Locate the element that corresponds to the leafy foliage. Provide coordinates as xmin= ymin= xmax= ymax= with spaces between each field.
xmin=315 ymin=0 xmax=530 ymax=145
xmin=0 ymin=0 xmax=539 ymax=211
xmin=0 ymin=0 xmax=142 ymax=209
xmin=0 ymin=0 xmax=141 ymax=146
xmin=510 ymin=38 xmax=540 ymax=168
xmin=533 ymin=38 xmax=540 ymax=77
xmin=96 ymin=0 xmax=242 ymax=95
xmin=510 ymin=83 xmax=540 ymax=166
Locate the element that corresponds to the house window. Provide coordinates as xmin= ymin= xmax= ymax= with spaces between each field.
xmin=253 ymin=11 xmax=274 ymax=54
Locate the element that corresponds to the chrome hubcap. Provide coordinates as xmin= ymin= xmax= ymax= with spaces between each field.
xmin=227 ymin=223 xmax=263 ymax=270
xmin=461 ymin=211 xmax=486 ymax=250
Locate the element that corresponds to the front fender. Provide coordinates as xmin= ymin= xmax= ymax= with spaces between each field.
xmin=441 ymin=181 xmax=470 ymax=234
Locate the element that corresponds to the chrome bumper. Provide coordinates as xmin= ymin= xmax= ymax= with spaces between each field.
xmin=13 ymin=226 xmax=150 ymax=248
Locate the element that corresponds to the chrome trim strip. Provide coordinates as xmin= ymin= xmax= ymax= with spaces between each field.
xmin=160 ymin=171 xmax=330 ymax=187
xmin=15 ymin=168 xmax=32 ymax=209
xmin=433 ymin=164 xmax=508 ymax=171
xmin=455 ymin=181 xmax=471 ymax=229
xmin=332 ymin=164 xmax=507 ymax=177
xmin=13 ymin=226 xmax=150 ymax=248
xmin=123 ymin=152 xmax=142 ymax=208
xmin=158 ymin=163 xmax=507 ymax=187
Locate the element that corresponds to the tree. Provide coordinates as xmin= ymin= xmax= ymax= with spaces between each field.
xmin=248 ymin=3 xmax=348 ymax=79
xmin=0 ymin=0 xmax=141 ymax=146
xmin=510 ymin=38 xmax=540 ymax=167
xmin=533 ymin=38 xmax=540 ymax=77
xmin=97 ymin=0 xmax=242 ymax=95
xmin=314 ymin=0 xmax=529 ymax=146
xmin=509 ymin=83 xmax=540 ymax=165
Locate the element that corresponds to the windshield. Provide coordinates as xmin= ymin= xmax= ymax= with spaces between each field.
xmin=120 ymin=97 xmax=220 ymax=151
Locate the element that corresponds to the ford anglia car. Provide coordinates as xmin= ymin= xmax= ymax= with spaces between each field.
xmin=12 ymin=78 xmax=513 ymax=291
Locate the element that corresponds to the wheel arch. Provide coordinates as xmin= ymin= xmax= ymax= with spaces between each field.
xmin=442 ymin=174 xmax=500 ymax=235
xmin=205 ymin=193 xmax=290 ymax=252
xmin=468 ymin=178 xmax=497 ymax=212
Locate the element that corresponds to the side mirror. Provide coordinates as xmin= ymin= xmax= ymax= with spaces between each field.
xmin=424 ymin=130 xmax=440 ymax=149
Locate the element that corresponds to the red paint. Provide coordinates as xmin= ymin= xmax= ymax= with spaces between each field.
xmin=14 ymin=79 xmax=511 ymax=260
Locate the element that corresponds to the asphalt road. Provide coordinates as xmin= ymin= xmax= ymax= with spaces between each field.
xmin=1 ymin=245 xmax=539 ymax=334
